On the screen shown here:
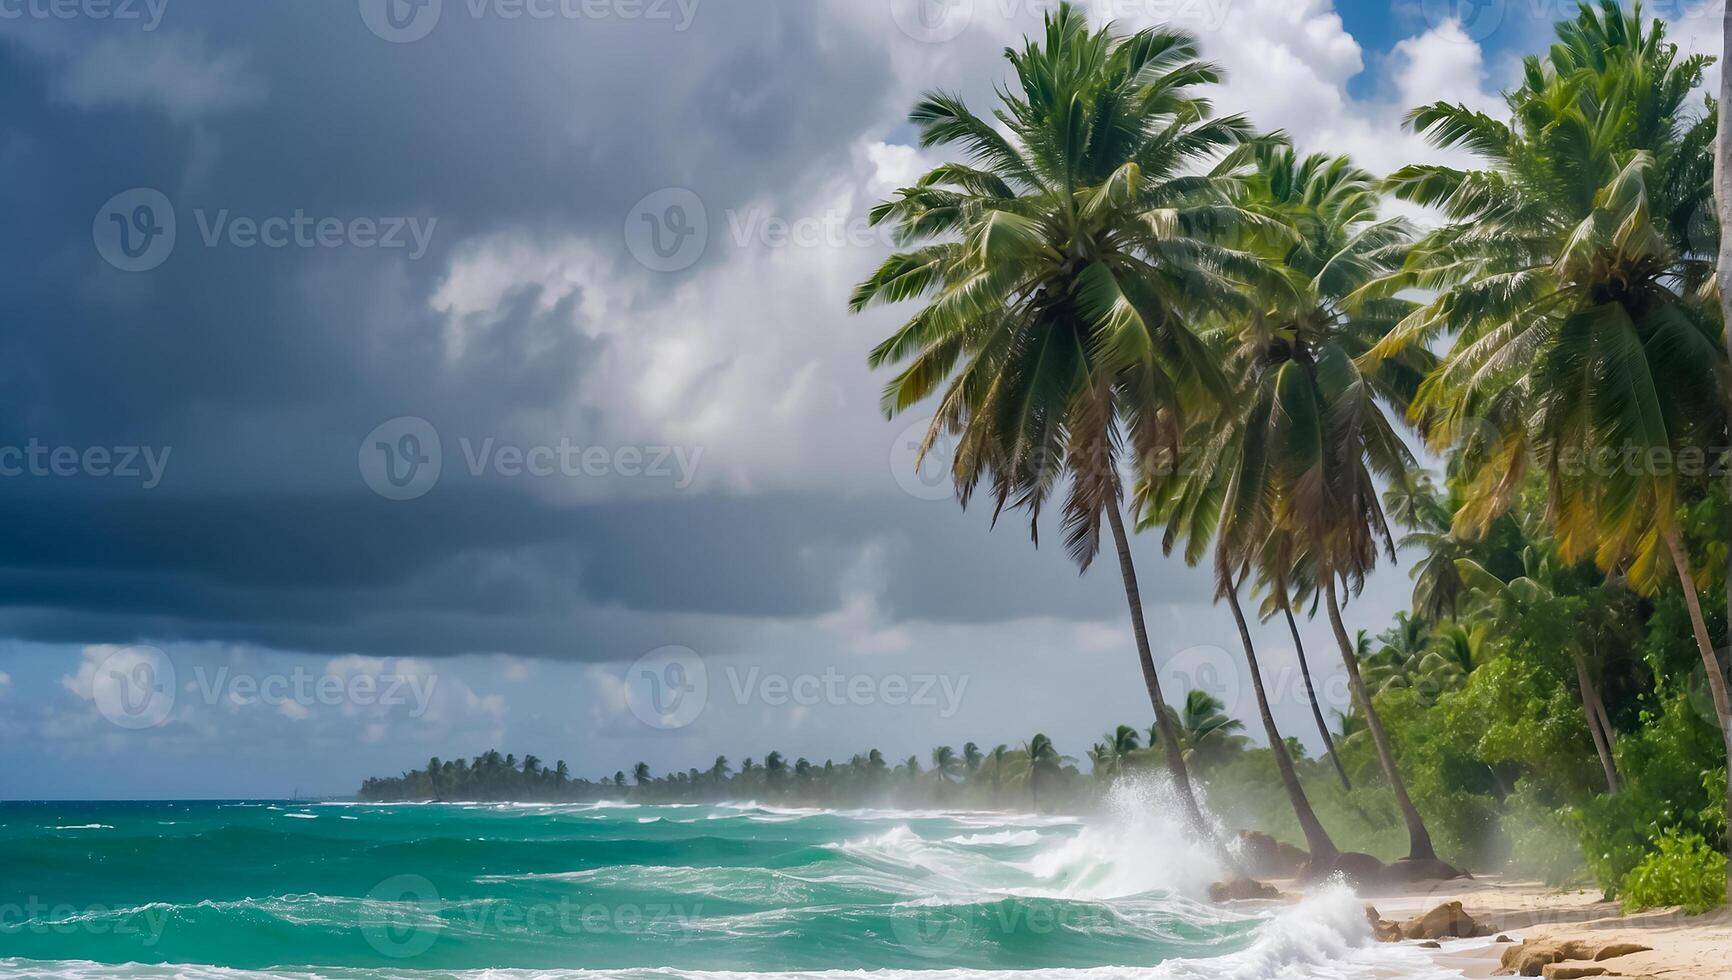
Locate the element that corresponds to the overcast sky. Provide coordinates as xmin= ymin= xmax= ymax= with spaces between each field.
xmin=0 ymin=0 xmax=1721 ymax=799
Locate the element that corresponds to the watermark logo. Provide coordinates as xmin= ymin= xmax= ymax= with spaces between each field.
xmin=91 ymin=645 xmax=177 ymax=730
xmin=0 ymin=440 xmax=171 ymax=488
xmin=360 ymin=416 xmax=444 ymax=501
xmin=93 ymin=188 xmax=176 ymax=273
xmin=890 ymin=0 xmax=973 ymax=43
xmin=360 ymin=0 xmax=443 ymax=42
xmin=1420 ymin=0 xmax=1504 ymax=41
xmin=0 ymin=0 xmax=168 ymax=30
xmin=1162 ymin=644 xmax=1243 ymax=720
xmin=360 ymin=418 xmax=704 ymax=500
xmin=624 ymin=645 xmax=708 ymax=729
xmin=889 ymin=417 xmax=957 ymax=502
xmin=361 ymin=873 xmax=443 ymax=958
xmin=891 ymin=905 xmax=975 ymax=958
xmin=624 ymin=187 xmax=708 ymax=272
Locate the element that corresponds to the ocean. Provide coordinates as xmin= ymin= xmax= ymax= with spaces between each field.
xmin=0 ymin=789 xmax=1461 ymax=979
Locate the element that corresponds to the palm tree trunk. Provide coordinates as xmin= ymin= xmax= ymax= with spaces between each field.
xmin=1105 ymin=501 xmax=1210 ymax=835
xmin=1715 ymin=2 xmax=1732 ymax=912
xmin=1660 ymin=522 xmax=1732 ymax=910
xmin=1282 ymin=594 xmax=1352 ymax=791
xmin=1324 ymin=578 xmax=1438 ymax=862
xmin=1570 ymin=647 xmax=1619 ymax=795
xmin=1226 ymin=579 xmax=1340 ymax=867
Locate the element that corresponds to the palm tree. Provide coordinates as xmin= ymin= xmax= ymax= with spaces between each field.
xmin=632 ymin=762 xmax=651 ymax=787
xmin=1094 ymin=724 xmax=1141 ymax=780
xmin=851 ymin=2 xmax=1277 ymax=836
xmin=1457 ymin=541 xmax=1621 ymax=793
xmin=985 ymin=744 xmax=1011 ymax=800
xmin=1004 ymin=733 xmax=1073 ymax=808
xmin=1143 ymin=143 xmax=1435 ymax=864
xmin=1255 ymin=546 xmax=1352 ymax=790
xmin=930 ymin=745 xmax=962 ymax=784
xmin=1169 ymin=689 xmax=1248 ymax=768
xmin=961 ymin=742 xmax=984 ymax=776
xmin=1378 ymin=0 xmax=1727 ymax=862
xmin=1387 ymin=478 xmax=1471 ymax=622
xmin=1701 ymin=0 xmax=1732 ymax=908
xmin=709 ymin=755 xmax=731 ymax=784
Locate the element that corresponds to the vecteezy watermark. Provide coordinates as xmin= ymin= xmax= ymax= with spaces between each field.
xmin=624 ymin=645 xmax=708 ymax=730
xmin=359 ymin=0 xmax=701 ymax=44
xmin=893 ymin=897 xmax=1115 ymax=957
xmin=621 ymin=646 xmax=970 ymax=730
xmin=888 ymin=0 xmax=1233 ymax=44
xmin=0 ymin=898 xmax=170 ymax=947
xmin=360 ymin=874 xmax=703 ymax=959
xmin=1159 ymin=642 xmax=1357 ymax=720
xmin=1555 ymin=444 xmax=1732 ymax=480
xmin=90 ymin=645 xmax=177 ymax=730
xmin=86 ymin=645 xmax=439 ymax=730
xmin=0 ymin=0 xmax=168 ymax=30
xmin=1162 ymin=644 xmax=1245 ymax=720
xmin=0 ymin=440 xmax=171 ymax=489
xmin=358 ymin=416 xmax=704 ymax=501
xmin=888 ymin=416 xmax=958 ymax=502
xmin=93 ymin=189 xmax=438 ymax=272
xmin=1420 ymin=0 xmax=1713 ymax=44
xmin=624 ymin=187 xmax=708 ymax=272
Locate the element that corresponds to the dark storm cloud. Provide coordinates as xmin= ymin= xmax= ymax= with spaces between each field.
xmin=0 ymin=488 xmax=1205 ymax=656
xmin=0 ymin=3 xmax=1209 ymax=658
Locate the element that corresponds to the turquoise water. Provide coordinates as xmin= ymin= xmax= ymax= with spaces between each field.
xmin=0 ymin=793 xmax=1456 ymax=979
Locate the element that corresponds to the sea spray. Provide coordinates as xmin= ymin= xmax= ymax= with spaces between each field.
xmin=0 ymin=799 xmax=1454 ymax=980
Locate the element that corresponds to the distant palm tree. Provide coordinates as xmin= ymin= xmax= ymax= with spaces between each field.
xmin=961 ymin=742 xmax=983 ymax=776
xmin=852 ymin=1 xmax=1276 ymax=836
xmin=1152 ymin=689 xmax=1248 ymax=770
xmin=1004 ymin=733 xmax=1072 ymax=808
xmin=709 ymin=756 xmax=731 ymax=783
xmin=930 ymin=745 xmax=961 ymax=784
xmin=632 ymin=762 xmax=651 ymax=786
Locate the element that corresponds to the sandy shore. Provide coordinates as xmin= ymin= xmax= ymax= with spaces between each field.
xmin=1358 ymin=875 xmax=1730 ymax=978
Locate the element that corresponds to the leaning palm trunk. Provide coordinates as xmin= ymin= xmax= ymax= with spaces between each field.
xmin=1716 ymin=2 xmax=1732 ymax=910
xmin=1569 ymin=647 xmax=1619 ymax=795
xmin=1661 ymin=524 xmax=1732 ymax=909
xmin=1325 ymin=579 xmax=1438 ymax=862
xmin=1226 ymin=580 xmax=1340 ymax=867
xmin=1282 ymin=595 xmax=1352 ymax=791
xmin=1106 ymin=503 xmax=1211 ymax=836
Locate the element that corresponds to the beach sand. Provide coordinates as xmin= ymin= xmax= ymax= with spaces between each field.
xmin=1360 ymin=875 xmax=1731 ymax=978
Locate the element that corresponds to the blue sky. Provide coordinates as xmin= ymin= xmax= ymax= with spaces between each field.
xmin=0 ymin=0 xmax=1722 ymax=799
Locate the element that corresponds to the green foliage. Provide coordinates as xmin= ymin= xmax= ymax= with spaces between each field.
xmin=1578 ymin=690 xmax=1726 ymax=893
xmin=1501 ymin=781 xmax=1587 ymax=887
xmin=1620 ymin=830 xmax=1727 ymax=914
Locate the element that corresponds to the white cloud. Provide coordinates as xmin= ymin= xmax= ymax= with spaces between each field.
xmin=45 ymin=32 xmax=265 ymax=124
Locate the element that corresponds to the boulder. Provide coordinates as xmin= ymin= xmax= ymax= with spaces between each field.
xmin=1540 ymin=967 xmax=1606 ymax=980
xmin=1385 ymin=856 xmax=1470 ymax=882
xmin=1399 ymin=901 xmax=1480 ymax=940
xmin=1235 ymin=830 xmax=1310 ymax=878
xmin=1496 ymin=935 xmax=1514 ymax=943
xmin=1365 ymin=905 xmax=1404 ymax=943
xmin=1417 ymin=940 xmax=1442 ymax=949
xmin=1320 ymin=851 xmax=1388 ymax=887
xmin=1498 ymin=940 xmax=1600 ymax=977
xmin=1208 ymin=877 xmax=1280 ymax=903
xmin=1591 ymin=942 xmax=1651 ymax=962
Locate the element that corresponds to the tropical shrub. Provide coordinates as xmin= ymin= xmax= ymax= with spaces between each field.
xmin=1620 ymin=830 xmax=1727 ymax=913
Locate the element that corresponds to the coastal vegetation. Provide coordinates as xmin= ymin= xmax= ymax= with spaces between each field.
xmin=365 ymin=1 xmax=1732 ymax=915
